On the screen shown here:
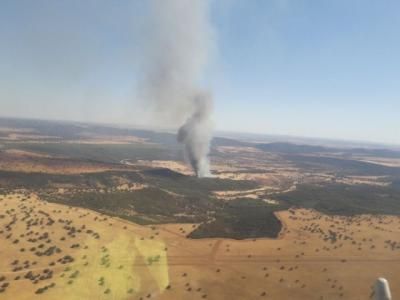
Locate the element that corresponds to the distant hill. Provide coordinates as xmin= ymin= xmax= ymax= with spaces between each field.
xmin=256 ymin=141 xmax=400 ymax=158
xmin=2 ymin=117 xmax=400 ymax=158
xmin=256 ymin=142 xmax=328 ymax=154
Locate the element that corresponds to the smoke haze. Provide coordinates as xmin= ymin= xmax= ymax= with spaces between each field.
xmin=140 ymin=0 xmax=215 ymax=177
xmin=177 ymin=93 xmax=213 ymax=177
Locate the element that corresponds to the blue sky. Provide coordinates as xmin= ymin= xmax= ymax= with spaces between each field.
xmin=1 ymin=0 xmax=399 ymax=144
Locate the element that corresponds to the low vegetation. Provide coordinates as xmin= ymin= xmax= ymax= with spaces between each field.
xmin=189 ymin=199 xmax=286 ymax=239
xmin=276 ymin=183 xmax=400 ymax=215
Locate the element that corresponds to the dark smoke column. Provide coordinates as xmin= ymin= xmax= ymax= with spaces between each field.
xmin=177 ymin=93 xmax=213 ymax=177
xmin=139 ymin=0 xmax=215 ymax=177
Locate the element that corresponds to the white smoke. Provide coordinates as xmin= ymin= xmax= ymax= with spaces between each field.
xmin=139 ymin=0 xmax=214 ymax=177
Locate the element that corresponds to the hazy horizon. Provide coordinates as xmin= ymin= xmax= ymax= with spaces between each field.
xmin=1 ymin=0 xmax=399 ymax=145
xmin=1 ymin=114 xmax=399 ymax=150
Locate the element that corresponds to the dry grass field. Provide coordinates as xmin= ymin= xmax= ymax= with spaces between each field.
xmin=0 ymin=151 xmax=119 ymax=174
xmin=1 ymin=193 xmax=399 ymax=300
xmin=1 ymin=119 xmax=400 ymax=299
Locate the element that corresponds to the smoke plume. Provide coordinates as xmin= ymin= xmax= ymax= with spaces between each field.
xmin=139 ymin=0 xmax=214 ymax=177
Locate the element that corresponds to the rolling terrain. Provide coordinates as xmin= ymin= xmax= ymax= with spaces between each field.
xmin=0 ymin=117 xmax=400 ymax=299
xmin=1 ymin=193 xmax=399 ymax=299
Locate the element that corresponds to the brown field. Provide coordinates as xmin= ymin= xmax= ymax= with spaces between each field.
xmin=77 ymin=132 xmax=151 ymax=144
xmin=336 ymin=175 xmax=390 ymax=187
xmin=0 ymin=150 xmax=131 ymax=174
xmin=1 ymin=122 xmax=400 ymax=299
xmin=0 ymin=127 xmax=150 ymax=145
xmin=134 ymin=160 xmax=192 ymax=175
xmin=1 ymin=193 xmax=399 ymax=300
xmin=213 ymin=187 xmax=275 ymax=200
xmin=216 ymin=146 xmax=264 ymax=154
xmin=355 ymin=156 xmax=400 ymax=167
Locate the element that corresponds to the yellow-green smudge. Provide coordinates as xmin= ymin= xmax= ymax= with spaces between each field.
xmin=57 ymin=234 xmax=139 ymax=299
xmin=47 ymin=233 xmax=169 ymax=299
xmin=135 ymin=238 xmax=169 ymax=292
